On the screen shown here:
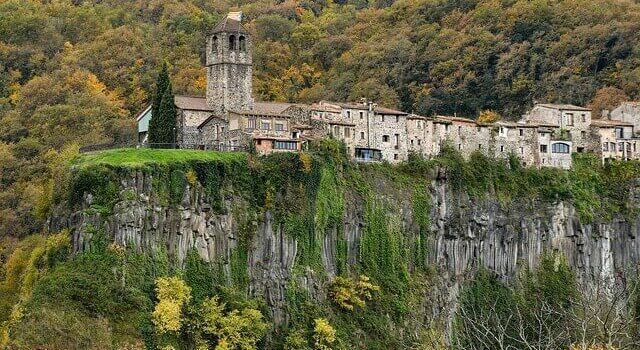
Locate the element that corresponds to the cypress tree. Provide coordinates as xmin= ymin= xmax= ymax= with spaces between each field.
xmin=155 ymin=82 xmax=177 ymax=148
xmin=148 ymin=62 xmax=171 ymax=145
xmin=148 ymin=62 xmax=176 ymax=147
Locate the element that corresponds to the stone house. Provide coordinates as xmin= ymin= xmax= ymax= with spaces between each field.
xmin=522 ymin=104 xmax=592 ymax=153
xmin=492 ymin=121 xmax=539 ymax=167
xmin=591 ymin=119 xmax=638 ymax=163
xmin=609 ymin=102 xmax=640 ymax=134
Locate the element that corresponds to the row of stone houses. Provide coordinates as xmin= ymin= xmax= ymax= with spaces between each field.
xmin=135 ymin=12 xmax=640 ymax=169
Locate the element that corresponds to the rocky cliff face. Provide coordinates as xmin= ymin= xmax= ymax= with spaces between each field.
xmin=51 ymin=167 xmax=640 ymax=324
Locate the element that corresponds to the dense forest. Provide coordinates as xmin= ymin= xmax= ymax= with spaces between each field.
xmin=2 ymin=0 xmax=640 ymax=237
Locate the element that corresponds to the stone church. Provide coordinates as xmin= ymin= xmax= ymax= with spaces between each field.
xmin=137 ymin=12 xmax=312 ymax=154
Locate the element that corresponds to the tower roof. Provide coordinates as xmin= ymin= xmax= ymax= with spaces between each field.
xmin=211 ymin=12 xmax=248 ymax=34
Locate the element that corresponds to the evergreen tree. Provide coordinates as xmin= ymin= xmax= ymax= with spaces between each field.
xmin=148 ymin=62 xmax=176 ymax=147
xmin=154 ymin=82 xmax=177 ymax=148
xmin=148 ymin=62 xmax=171 ymax=145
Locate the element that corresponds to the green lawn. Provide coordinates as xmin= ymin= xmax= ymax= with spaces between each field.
xmin=74 ymin=148 xmax=247 ymax=167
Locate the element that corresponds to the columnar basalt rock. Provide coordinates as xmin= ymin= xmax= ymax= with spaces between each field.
xmin=52 ymin=169 xmax=640 ymax=324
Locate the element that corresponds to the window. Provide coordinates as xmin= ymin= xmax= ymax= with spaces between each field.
xmin=499 ymin=127 xmax=507 ymax=137
xmin=344 ymin=128 xmax=350 ymax=138
xmin=346 ymin=111 xmax=351 ymax=118
xmin=478 ymin=144 xmax=482 ymax=150
xmin=458 ymin=126 xmax=462 ymax=135
xmin=261 ymin=120 xmax=270 ymax=130
xmin=238 ymin=36 xmax=246 ymax=51
xmin=355 ymin=148 xmax=382 ymax=161
xmin=395 ymin=116 xmax=399 ymax=122
xmin=229 ymin=35 xmax=236 ymax=50
xmin=616 ymin=128 xmax=624 ymax=139
xmin=381 ymin=115 xmax=385 ymax=122
xmin=619 ymin=142 xmax=624 ymax=152
xmin=274 ymin=141 xmax=297 ymax=150
xmin=581 ymin=114 xmax=586 ymax=122
xmin=417 ymin=139 xmax=421 ymax=145
xmin=577 ymin=147 xmax=584 ymax=153
xmin=382 ymin=135 xmax=390 ymax=142
xmin=540 ymin=144 xmax=548 ymax=153
xmin=256 ymin=140 xmax=262 ymax=145
xmin=551 ymin=142 xmax=570 ymax=154
xmin=247 ymin=118 xmax=256 ymax=129
xmin=603 ymin=143 xmax=609 ymax=151
xmin=333 ymin=126 xmax=339 ymax=135
xmin=275 ymin=123 xmax=284 ymax=131
xmin=292 ymin=131 xmax=299 ymax=139
xmin=359 ymin=111 xmax=364 ymax=119
xmin=411 ymin=140 xmax=414 ymax=146
xmin=581 ymin=131 xmax=586 ymax=138
xmin=565 ymin=113 xmax=574 ymax=126
xmin=477 ymin=126 xmax=482 ymax=133
xmin=360 ymin=132 xmax=365 ymax=140
xmin=394 ymin=154 xmax=398 ymax=160
xmin=212 ymin=36 xmax=218 ymax=52
xmin=500 ymin=145 xmax=504 ymax=152
xmin=458 ymin=144 xmax=462 ymax=150
xmin=394 ymin=134 xmax=399 ymax=149
xmin=519 ymin=129 xmax=524 ymax=136
xmin=520 ymin=147 xmax=524 ymax=154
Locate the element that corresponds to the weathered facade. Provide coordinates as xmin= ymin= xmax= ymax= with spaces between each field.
xmin=135 ymin=12 xmax=640 ymax=169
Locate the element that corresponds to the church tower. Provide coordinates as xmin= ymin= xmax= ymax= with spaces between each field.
xmin=206 ymin=12 xmax=253 ymax=116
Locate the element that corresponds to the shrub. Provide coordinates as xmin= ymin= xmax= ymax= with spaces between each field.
xmin=313 ymin=318 xmax=336 ymax=350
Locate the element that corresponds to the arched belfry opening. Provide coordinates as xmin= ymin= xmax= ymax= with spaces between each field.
xmin=228 ymin=35 xmax=236 ymax=50
xmin=212 ymin=36 xmax=218 ymax=52
xmin=239 ymin=36 xmax=246 ymax=51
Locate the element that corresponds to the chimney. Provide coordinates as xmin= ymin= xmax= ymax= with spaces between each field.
xmin=602 ymin=109 xmax=610 ymax=119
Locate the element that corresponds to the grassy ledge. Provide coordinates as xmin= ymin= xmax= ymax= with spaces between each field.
xmin=73 ymin=148 xmax=247 ymax=168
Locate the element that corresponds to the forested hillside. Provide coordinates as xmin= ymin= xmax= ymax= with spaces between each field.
xmin=2 ymin=0 xmax=640 ymax=236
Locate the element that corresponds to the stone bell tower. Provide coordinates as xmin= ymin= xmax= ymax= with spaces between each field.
xmin=206 ymin=12 xmax=254 ymax=116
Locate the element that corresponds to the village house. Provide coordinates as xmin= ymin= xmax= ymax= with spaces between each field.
xmin=135 ymin=12 xmax=640 ymax=169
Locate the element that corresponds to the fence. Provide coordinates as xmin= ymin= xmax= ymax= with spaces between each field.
xmin=79 ymin=142 xmax=247 ymax=153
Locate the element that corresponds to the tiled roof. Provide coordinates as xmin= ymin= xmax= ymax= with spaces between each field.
xmin=321 ymin=101 xmax=408 ymax=115
xmin=174 ymin=95 xmax=212 ymax=111
xmin=535 ymin=103 xmax=591 ymax=111
xmin=232 ymin=102 xmax=307 ymax=117
xmin=211 ymin=13 xmax=248 ymax=34
xmin=591 ymin=119 xmax=633 ymax=127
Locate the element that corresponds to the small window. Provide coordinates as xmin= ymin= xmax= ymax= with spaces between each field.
xmin=382 ymin=135 xmax=390 ymax=142
xmin=275 ymin=123 xmax=284 ymax=131
xmin=411 ymin=140 xmax=414 ymax=145
xmin=212 ymin=36 xmax=218 ymax=52
xmin=394 ymin=154 xmax=398 ymax=160
xmin=247 ymin=118 xmax=256 ymax=129
xmin=239 ymin=36 xmax=246 ymax=51
xmin=359 ymin=111 xmax=364 ymax=119
xmin=551 ymin=142 xmax=570 ymax=154
xmin=395 ymin=116 xmax=399 ymax=122
xmin=458 ymin=144 xmax=462 ymax=150
xmin=333 ymin=125 xmax=340 ymax=135
xmin=347 ymin=111 xmax=351 ymax=118
xmin=381 ymin=115 xmax=385 ymax=122
xmin=520 ymin=146 xmax=524 ymax=154
xmin=500 ymin=145 xmax=504 ymax=152
xmin=540 ymin=144 xmax=548 ymax=153
xmin=417 ymin=139 xmax=421 ymax=145
xmin=229 ymin=35 xmax=236 ymax=50
xmin=603 ymin=143 xmax=609 ymax=151
xmin=257 ymin=139 xmax=262 ymax=145
xmin=581 ymin=114 xmax=586 ymax=122
xmin=261 ymin=120 xmax=270 ymax=130
xmin=580 ymin=131 xmax=586 ymax=138
xmin=458 ymin=126 xmax=462 ymax=135
xmin=577 ymin=147 xmax=584 ymax=153
xmin=477 ymin=126 xmax=482 ymax=133
xmin=519 ymin=129 xmax=524 ymax=136
xmin=344 ymin=128 xmax=350 ymax=138
xmin=360 ymin=132 xmax=365 ymax=140
xmin=478 ymin=144 xmax=482 ymax=150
